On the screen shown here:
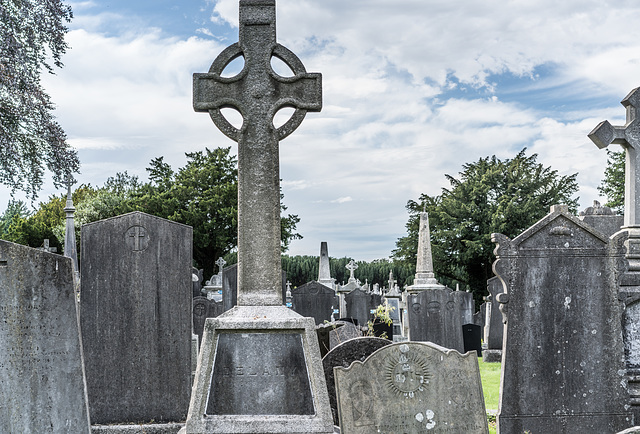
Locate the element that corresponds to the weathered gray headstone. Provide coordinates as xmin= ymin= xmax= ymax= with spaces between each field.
xmin=291 ymin=280 xmax=339 ymax=325
xmin=484 ymin=276 xmax=504 ymax=351
xmin=193 ymin=296 xmax=224 ymax=347
xmin=454 ymin=290 xmax=474 ymax=325
xmin=407 ymin=287 xmax=465 ymax=353
xmin=0 ymin=240 xmax=91 ymax=433
xmin=493 ymin=205 xmax=633 ymax=433
xmin=329 ymin=320 xmax=362 ymax=349
xmin=80 ymin=211 xmax=193 ymax=424
xmin=345 ymin=288 xmax=382 ymax=327
xmin=579 ymin=200 xmax=623 ymax=238
xmin=184 ymin=1 xmax=332 ymax=432
xmin=322 ymin=337 xmax=392 ymax=426
xmin=333 ymin=342 xmax=488 ymax=433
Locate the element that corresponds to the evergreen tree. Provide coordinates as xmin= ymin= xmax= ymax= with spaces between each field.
xmin=597 ymin=149 xmax=624 ymax=214
xmin=393 ymin=149 xmax=580 ymax=300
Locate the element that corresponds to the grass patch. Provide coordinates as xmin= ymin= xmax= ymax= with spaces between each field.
xmin=478 ymin=358 xmax=501 ymax=433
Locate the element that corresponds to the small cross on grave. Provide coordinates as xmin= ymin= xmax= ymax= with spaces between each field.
xmin=215 ymin=257 xmax=226 ymax=275
xmin=194 ymin=0 xmax=321 ymax=306
xmin=346 ymin=259 xmax=358 ymax=282
xmin=126 ymin=226 xmax=147 ymax=252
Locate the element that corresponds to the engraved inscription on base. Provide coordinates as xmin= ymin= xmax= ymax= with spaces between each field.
xmin=207 ymin=332 xmax=315 ymax=415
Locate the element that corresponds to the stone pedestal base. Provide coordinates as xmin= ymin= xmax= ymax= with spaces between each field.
xmin=482 ymin=349 xmax=502 ymax=363
xmin=182 ymin=305 xmax=334 ymax=433
xmin=93 ymin=424 xmax=183 ymax=434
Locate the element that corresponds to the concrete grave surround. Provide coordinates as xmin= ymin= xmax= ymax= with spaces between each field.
xmin=493 ymin=205 xmax=633 ymax=433
xmin=407 ymin=287 xmax=465 ymax=353
xmin=322 ymin=337 xmax=392 ymax=426
xmin=80 ymin=211 xmax=193 ymax=425
xmin=0 ymin=240 xmax=91 ymax=433
xmin=291 ymin=280 xmax=339 ymax=325
xmin=334 ymin=342 xmax=488 ymax=433
xmin=185 ymin=0 xmax=331 ymax=432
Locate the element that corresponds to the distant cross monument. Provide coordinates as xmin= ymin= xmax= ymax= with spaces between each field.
xmin=346 ymin=259 xmax=358 ymax=282
xmin=194 ymin=0 xmax=321 ymax=306
xmin=407 ymin=212 xmax=444 ymax=293
xmin=215 ymin=257 xmax=226 ymax=275
xmin=589 ymin=87 xmax=640 ymax=228
xmin=184 ymin=1 xmax=332 ymax=433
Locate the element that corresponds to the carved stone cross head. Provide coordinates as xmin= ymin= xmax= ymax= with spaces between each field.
xmin=346 ymin=259 xmax=358 ymax=280
xmin=193 ymin=0 xmax=322 ymax=143
xmin=589 ymin=87 xmax=640 ymax=227
xmin=215 ymin=257 xmax=227 ymax=274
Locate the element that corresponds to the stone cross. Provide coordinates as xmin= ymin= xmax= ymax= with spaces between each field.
xmin=40 ymin=239 xmax=57 ymax=253
xmin=194 ymin=0 xmax=321 ymax=306
xmin=215 ymin=257 xmax=226 ymax=274
xmin=589 ymin=87 xmax=640 ymax=227
xmin=346 ymin=260 xmax=358 ymax=282
xmin=388 ymin=270 xmax=396 ymax=291
xmin=128 ymin=227 xmax=146 ymax=251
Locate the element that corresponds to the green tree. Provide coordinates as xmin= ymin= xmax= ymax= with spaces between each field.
xmin=598 ymin=149 xmax=624 ymax=214
xmin=1 ymin=0 xmax=79 ymax=199
xmin=393 ymin=149 xmax=580 ymax=301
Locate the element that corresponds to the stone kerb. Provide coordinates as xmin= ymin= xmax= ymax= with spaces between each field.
xmin=333 ymin=341 xmax=488 ymax=433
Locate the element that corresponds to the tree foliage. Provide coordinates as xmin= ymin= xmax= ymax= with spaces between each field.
xmin=1 ymin=0 xmax=79 ymax=199
xmin=598 ymin=149 xmax=624 ymax=214
xmin=393 ymin=149 xmax=580 ymax=301
xmin=0 ymin=147 xmax=301 ymax=279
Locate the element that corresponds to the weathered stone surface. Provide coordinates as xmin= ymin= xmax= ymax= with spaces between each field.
xmin=454 ymin=290 xmax=474 ymax=325
xmin=493 ymin=206 xmax=633 ymax=433
xmin=334 ymin=342 xmax=488 ymax=433
xmin=482 ymin=349 xmax=501 ymax=363
xmin=92 ymin=424 xmax=183 ymax=434
xmin=193 ymin=296 xmax=224 ymax=347
xmin=618 ymin=427 xmax=640 ymax=434
xmin=185 ymin=306 xmax=333 ymax=433
xmin=345 ymin=288 xmax=382 ymax=327
xmin=80 ymin=211 xmax=192 ymax=424
xmin=407 ymin=287 xmax=465 ymax=353
xmin=322 ymin=337 xmax=392 ymax=426
xmin=407 ymin=212 xmax=445 ymax=292
xmin=579 ymin=200 xmax=623 ymax=238
xmin=291 ymin=281 xmax=338 ymax=325
xmin=0 ymin=240 xmax=91 ymax=433
xmin=318 ymin=241 xmax=335 ymax=289
xmin=485 ymin=276 xmax=504 ymax=350
xmin=222 ymin=263 xmax=287 ymax=312
xmin=329 ymin=320 xmax=362 ymax=349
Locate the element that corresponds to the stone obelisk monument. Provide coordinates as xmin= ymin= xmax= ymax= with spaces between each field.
xmin=183 ymin=1 xmax=333 ymax=433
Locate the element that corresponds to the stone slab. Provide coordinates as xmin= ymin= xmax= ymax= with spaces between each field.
xmin=291 ymin=281 xmax=339 ymax=325
xmin=80 ymin=211 xmax=193 ymax=424
xmin=482 ymin=349 xmax=502 ymax=363
xmin=344 ymin=288 xmax=381 ymax=328
xmin=322 ymin=337 xmax=391 ymax=426
xmin=222 ymin=263 xmax=287 ymax=312
xmin=329 ymin=320 xmax=362 ymax=349
xmin=334 ymin=342 xmax=488 ymax=433
xmin=193 ymin=296 xmax=224 ymax=347
xmin=92 ymin=424 xmax=183 ymax=434
xmin=0 ymin=240 xmax=91 ymax=433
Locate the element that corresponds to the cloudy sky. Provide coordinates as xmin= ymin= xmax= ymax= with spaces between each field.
xmin=4 ymin=0 xmax=640 ymax=261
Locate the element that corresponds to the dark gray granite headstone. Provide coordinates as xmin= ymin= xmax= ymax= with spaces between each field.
xmin=0 ymin=240 xmax=91 ymax=433
xmin=493 ymin=205 xmax=633 ymax=433
xmin=485 ymin=276 xmax=504 ymax=350
xmin=193 ymin=296 xmax=224 ymax=347
xmin=463 ymin=323 xmax=482 ymax=356
xmin=222 ymin=263 xmax=287 ymax=312
xmin=329 ymin=320 xmax=362 ymax=349
xmin=291 ymin=281 xmax=339 ymax=325
xmin=322 ymin=337 xmax=391 ymax=426
xmin=345 ymin=288 xmax=382 ymax=327
xmin=80 ymin=211 xmax=192 ymax=424
xmin=408 ymin=287 xmax=465 ymax=353
xmin=333 ymin=342 xmax=488 ymax=433
xmin=474 ymin=302 xmax=486 ymax=328
xmin=454 ymin=290 xmax=474 ymax=325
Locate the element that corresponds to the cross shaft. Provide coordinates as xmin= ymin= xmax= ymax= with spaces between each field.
xmin=193 ymin=0 xmax=321 ymax=306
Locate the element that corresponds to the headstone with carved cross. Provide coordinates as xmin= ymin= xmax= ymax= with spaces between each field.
xmin=183 ymin=1 xmax=332 ymax=433
xmin=80 ymin=211 xmax=193 ymax=425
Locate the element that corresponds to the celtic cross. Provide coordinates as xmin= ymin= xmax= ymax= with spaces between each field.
xmin=193 ymin=0 xmax=321 ymax=305
xmin=346 ymin=260 xmax=358 ymax=282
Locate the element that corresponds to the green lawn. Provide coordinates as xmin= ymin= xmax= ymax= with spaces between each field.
xmin=478 ymin=359 xmax=501 ymax=434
